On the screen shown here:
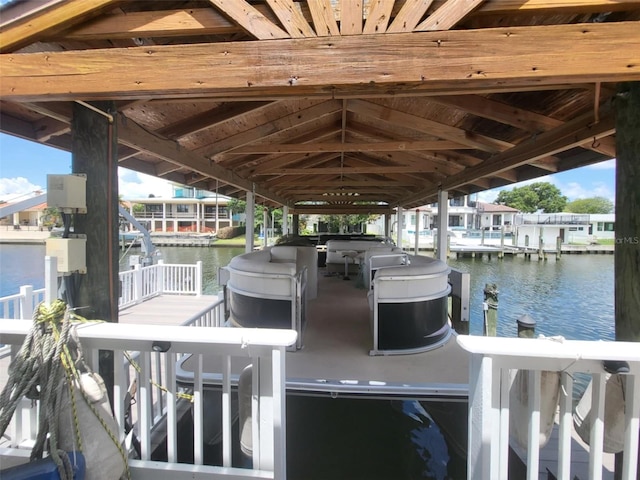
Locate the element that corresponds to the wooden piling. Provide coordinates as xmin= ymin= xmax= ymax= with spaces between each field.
xmin=483 ymin=283 xmax=498 ymax=336
xmin=517 ymin=314 xmax=536 ymax=338
xmin=556 ymin=236 xmax=562 ymax=260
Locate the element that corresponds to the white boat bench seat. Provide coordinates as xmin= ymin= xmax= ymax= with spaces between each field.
xmin=367 ymin=255 xmax=451 ymax=355
xmin=362 ymin=247 xmax=407 ymax=289
xmin=325 ymin=239 xmax=394 ymax=275
xmin=221 ymin=245 xmax=317 ymax=349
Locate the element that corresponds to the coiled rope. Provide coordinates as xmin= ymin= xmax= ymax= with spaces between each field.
xmin=0 ymin=300 xmax=130 ymax=480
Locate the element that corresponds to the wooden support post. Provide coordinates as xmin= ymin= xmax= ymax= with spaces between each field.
xmin=556 ymin=236 xmax=562 ymax=260
xmin=292 ymin=214 xmax=299 ymax=235
xmin=517 ymin=314 xmax=536 ymax=338
xmin=437 ymin=191 xmax=448 ymax=262
xmin=246 ymin=191 xmax=255 ymax=253
xmin=72 ymin=101 xmax=119 ymax=400
xmin=481 ymin=227 xmax=485 ymax=245
xmin=414 ymin=209 xmax=420 ymax=254
xmin=614 ymin=82 xmax=640 ymax=480
xmin=483 ymin=283 xmax=498 ymax=336
xmin=397 ymin=206 xmax=404 ymax=250
xmin=499 ymin=227 xmax=505 ymax=259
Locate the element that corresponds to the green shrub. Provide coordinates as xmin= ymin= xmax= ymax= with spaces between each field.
xmin=216 ymin=226 xmax=246 ymax=239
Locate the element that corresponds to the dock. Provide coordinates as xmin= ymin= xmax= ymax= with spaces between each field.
xmin=118 ymin=294 xmax=221 ymax=326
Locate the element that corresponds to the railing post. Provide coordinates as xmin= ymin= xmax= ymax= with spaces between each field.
xmin=196 ymin=261 xmax=202 ymax=296
xmin=44 ymin=256 xmax=58 ymax=305
xmin=19 ymin=285 xmax=33 ymax=320
xmin=157 ymin=259 xmax=165 ymax=294
xmin=134 ymin=264 xmax=143 ymax=304
xmin=468 ymin=353 xmax=499 ymax=480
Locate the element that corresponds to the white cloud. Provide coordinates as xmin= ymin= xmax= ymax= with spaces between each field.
xmin=118 ymin=169 xmax=175 ymax=199
xmin=562 ymin=181 xmax=614 ymax=201
xmin=586 ymin=159 xmax=616 ymax=170
xmin=0 ymin=177 xmax=44 ymax=201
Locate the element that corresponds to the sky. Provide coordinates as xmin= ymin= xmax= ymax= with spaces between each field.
xmin=0 ymin=132 xmax=617 ymax=205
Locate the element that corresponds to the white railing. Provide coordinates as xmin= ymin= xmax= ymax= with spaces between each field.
xmin=119 ymin=261 xmax=202 ymax=309
xmin=0 ymin=285 xmax=45 ymax=320
xmin=0 ymin=285 xmax=46 ymax=358
xmin=0 ymin=321 xmax=296 ymax=480
xmin=459 ymin=335 xmax=640 ymax=480
xmin=182 ymin=297 xmax=226 ymax=328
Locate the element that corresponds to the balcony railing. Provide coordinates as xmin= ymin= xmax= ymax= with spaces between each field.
xmin=459 ymin=335 xmax=639 ymax=480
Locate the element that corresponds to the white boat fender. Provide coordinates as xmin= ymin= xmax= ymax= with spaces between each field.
xmin=573 ymin=373 xmax=626 ymax=454
xmin=509 ymin=369 xmax=561 ymax=449
xmin=58 ymin=372 xmax=127 ymax=480
xmin=238 ymin=365 xmax=253 ymax=458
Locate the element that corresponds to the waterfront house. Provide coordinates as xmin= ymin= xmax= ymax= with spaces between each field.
xmin=125 ymin=186 xmax=233 ymax=234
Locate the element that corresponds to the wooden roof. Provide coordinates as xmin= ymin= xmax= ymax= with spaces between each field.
xmin=1 ymin=0 xmax=639 ymax=214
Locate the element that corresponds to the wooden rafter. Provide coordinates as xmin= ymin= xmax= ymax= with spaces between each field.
xmin=363 ymin=0 xmax=395 ymax=34
xmin=207 ymin=0 xmax=289 ymax=40
xmin=157 ymin=102 xmax=273 ymax=139
xmin=307 ymin=0 xmax=340 ymax=36
xmin=62 ymin=8 xmax=241 ymax=40
xmin=416 ymin=0 xmax=485 ymax=31
xmin=0 ymin=0 xmax=121 ymax=53
xmin=224 ymin=140 xmax=473 ymax=155
xmin=340 ymin=0 xmax=363 ymax=35
xmin=266 ymin=0 xmax=317 ymax=38
xmin=400 ymin=109 xmax=617 ymax=205
xmin=387 ymin=0 xmax=435 ymax=33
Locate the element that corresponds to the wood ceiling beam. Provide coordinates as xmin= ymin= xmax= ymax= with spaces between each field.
xmin=226 ymin=140 xmax=473 ymax=155
xmin=0 ymin=0 xmax=122 ymax=53
xmin=205 ymin=100 xmax=341 ymax=159
xmin=290 ymin=205 xmax=393 ymax=215
xmin=4 ymin=23 xmax=640 ymax=101
xmin=116 ymin=114 xmax=289 ymax=206
xmin=429 ymin=93 xmax=616 ymax=157
xmin=157 ymin=101 xmax=273 ymax=139
xmin=347 ymin=99 xmax=511 ymax=153
xmin=400 ymin=109 xmax=616 ymax=206
xmin=428 ymin=94 xmax=563 ymax=132
xmin=276 ymin=166 xmax=441 ymax=174
xmin=475 ymin=0 xmax=640 ymax=15
xmin=236 ymin=126 xmax=341 ymax=173
xmin=249 ymin=151 xmax=337 ymax=176
xmin=61 ymin=8 xmax=242 ymax=40
xmin=266 ymin=0 xmax=317 ymax=38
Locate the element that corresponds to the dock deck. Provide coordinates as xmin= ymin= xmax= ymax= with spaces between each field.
xmin=118 ymin=294 xmax=221 ymax=326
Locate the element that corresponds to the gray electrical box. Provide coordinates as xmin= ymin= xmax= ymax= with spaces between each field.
xmin=47 ymin=174 xmax=87 ymax=213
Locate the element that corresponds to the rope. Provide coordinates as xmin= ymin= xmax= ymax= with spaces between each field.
xmin=0 ymin=301 xmax=130 ymax=480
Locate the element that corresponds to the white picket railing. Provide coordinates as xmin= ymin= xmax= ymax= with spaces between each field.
xmin=458 ymin=335 xmax=640 ymax=480
xmin=0 ymin=285 xmax=46 ymax=320
xmin=0 ymin=321 xmax=296 ymax=480
xmin=119 ymin=261 xmax=203 ymax=309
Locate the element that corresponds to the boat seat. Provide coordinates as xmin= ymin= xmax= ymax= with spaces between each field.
xmin=325 ymin=239 xmax=390 ymax=275
xmin=368 ymin=255 xmax=451 ymax=355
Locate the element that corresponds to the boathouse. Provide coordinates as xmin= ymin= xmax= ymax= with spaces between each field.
xmin=1 ymin=1 xmax=639 ymax=479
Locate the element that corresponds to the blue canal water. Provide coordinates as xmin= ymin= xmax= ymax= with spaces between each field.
xmin=2 ymin=244 xmax=615 ymax=343
xmin=0 ymin=245 xmax=616 ymax=479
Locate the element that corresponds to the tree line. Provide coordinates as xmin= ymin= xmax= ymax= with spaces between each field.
xmin=494 ymin=182 xmax=613 ymax=214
